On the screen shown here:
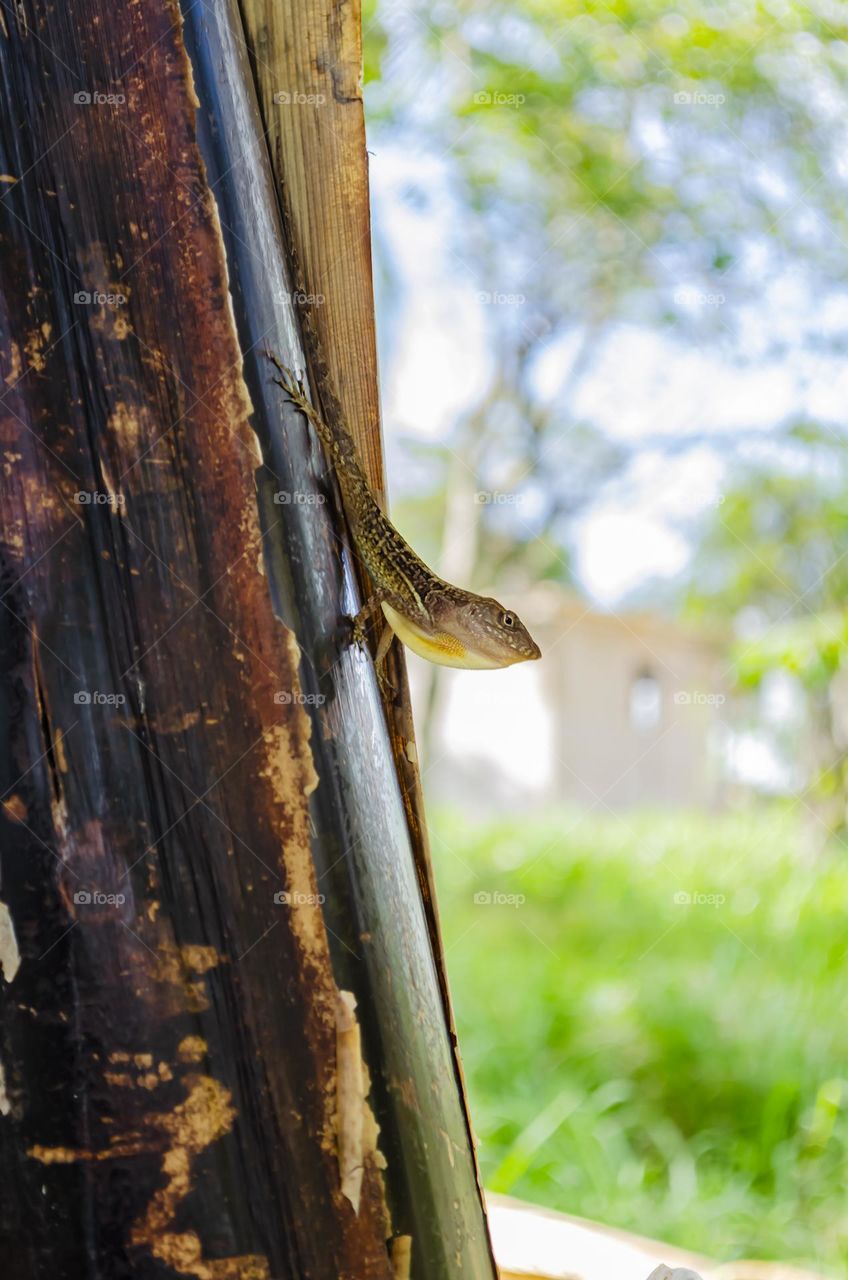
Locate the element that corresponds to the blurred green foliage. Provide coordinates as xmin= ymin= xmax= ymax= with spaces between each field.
xmin=359 ymin=2 xmax=848 ymax=1267
xmin=359 ymin=2 xmax=848 ymax=1265
xmin=363 ymin=0 xmax=848 ymax=647
xmin=366 ymin=0 xmax=848 ymax=318
xmin=685 ymin=426 xmax=848 ymax=831
xmin=433 ymin=807 xmax=848 ymax=1273
xmin=733 ymin=614 xmax=848 ymax=692
xmin=687 ymin=426 xmax=848 ymax=625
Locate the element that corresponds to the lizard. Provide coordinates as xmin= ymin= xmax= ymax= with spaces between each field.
xmin=265 ymin=351 xmax=541 ymax=682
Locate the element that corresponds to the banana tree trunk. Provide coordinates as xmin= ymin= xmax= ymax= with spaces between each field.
xmin=0 ymin=2 xmax=498 ymax=1278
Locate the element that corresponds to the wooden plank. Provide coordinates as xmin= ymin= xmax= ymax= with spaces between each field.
xmin=241 ymin=0 xmax=384 ymax=494
xmin=488 ymin=1196 xmax=827 ymax=1280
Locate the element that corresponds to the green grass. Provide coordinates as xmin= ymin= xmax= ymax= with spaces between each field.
xmin=431 ymin=806 xmax=848 ymax=1275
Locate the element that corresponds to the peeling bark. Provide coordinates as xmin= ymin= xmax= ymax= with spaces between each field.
xmin=0 ymin=1 xmax=497 ymax=1278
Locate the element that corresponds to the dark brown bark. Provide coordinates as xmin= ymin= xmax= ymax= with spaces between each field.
xmin=0 ymin=2 xmax=498 ymax=1279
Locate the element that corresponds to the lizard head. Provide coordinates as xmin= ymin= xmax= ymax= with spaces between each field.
xmin=438 ymin=594 xmax=541 ymax=669
xmin=381 ymin=594 xmax=541 ymax=670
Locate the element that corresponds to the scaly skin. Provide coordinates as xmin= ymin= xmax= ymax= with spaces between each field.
xmin=267 ymin=352 xmax=541 ymax=678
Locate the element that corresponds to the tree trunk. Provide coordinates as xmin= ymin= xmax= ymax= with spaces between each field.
xmin=0 ymin=2 xmax=498 ymax=1278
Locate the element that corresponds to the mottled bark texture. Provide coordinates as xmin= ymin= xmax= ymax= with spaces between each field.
xmin=0 ymin=2 xmax=497 ymax=1279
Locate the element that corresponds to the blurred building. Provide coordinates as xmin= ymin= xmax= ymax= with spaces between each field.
xmin=412 ymin=589 xmax=729 ymax=813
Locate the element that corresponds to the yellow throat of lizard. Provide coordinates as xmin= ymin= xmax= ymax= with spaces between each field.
xmin=381 ymin=601 xmax=519 ymax=670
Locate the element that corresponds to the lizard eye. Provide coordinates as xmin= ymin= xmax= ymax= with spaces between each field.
xmin=502 ymin=612 xmax=514 ymax=627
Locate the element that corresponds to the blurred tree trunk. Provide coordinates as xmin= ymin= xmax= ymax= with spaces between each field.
xmin=0 ymin=2 xmax=497 ymax=1278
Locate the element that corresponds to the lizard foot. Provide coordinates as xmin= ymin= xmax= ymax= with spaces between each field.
xmin=264 ymin=350 xmax=308 ymax=408
xmin=349 ymin=613 xmax=369 ymax=650
xmin=348 ymin=596 xmax=384 ymax=653
xmin=375 ymin=664 xmax=396 ymax=698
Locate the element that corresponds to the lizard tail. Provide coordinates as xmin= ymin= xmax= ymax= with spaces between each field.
xmin=265 ymin=349 xmax=369 ymax=500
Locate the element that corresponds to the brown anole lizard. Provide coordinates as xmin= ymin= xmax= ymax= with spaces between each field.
xmin=267 ymin=352 xmax=541 ymax=682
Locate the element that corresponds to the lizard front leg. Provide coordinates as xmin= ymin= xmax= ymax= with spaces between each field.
xmin=373 ymin=623 xmax=396 ymax=694
xmin=350 ymin=598 xmax=396 ymax=694
xmin=350 ymin=594 xmax=384 ymax=650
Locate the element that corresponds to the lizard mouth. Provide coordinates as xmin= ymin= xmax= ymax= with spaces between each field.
xmin=505 ymin=642 xmax=541 ymax=666
xmin=381 ymin=603 xmax=519 ymax=670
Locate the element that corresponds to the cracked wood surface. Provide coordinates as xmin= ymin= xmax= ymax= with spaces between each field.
xmin=0 ymin=1 xmax=498 ymax=1278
